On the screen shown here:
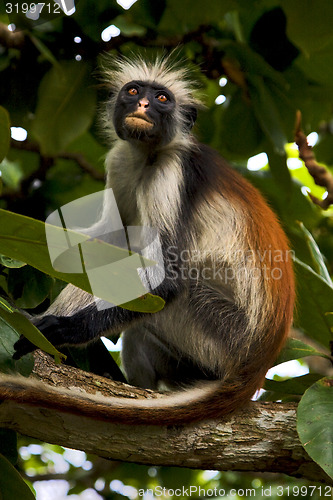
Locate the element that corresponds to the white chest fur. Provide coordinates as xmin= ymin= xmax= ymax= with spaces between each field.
xmin=105 ymin=141 xmax=184 ymax=233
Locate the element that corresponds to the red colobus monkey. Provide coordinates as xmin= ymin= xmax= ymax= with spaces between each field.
xmin=5 ymin=55 xmax=295 ymax=424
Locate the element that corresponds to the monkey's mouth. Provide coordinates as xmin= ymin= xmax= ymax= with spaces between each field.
xmin=125 ymin=113 xmax=154 ymax=131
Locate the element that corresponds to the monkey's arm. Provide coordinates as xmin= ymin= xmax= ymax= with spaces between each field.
xmin=13 ymin=271 xmax=180 ymax=359
xmin=13 ymin=304 xmax=141 ymax=359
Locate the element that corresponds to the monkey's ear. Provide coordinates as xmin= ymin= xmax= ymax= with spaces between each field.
xmin=183 ymin=106 xmax=197 ymax=130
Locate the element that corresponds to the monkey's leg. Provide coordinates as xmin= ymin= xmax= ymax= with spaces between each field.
xmin=121 ymin=326 xmax=163 ymax=389
xmin=121 ymin=325 xmax=218 ymax=390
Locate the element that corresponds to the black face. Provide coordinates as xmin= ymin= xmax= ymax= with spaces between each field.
xmin=113 ymin=80 xmax=177 ymax=145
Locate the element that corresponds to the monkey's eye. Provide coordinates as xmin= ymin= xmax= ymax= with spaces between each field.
xmin=128 ymin=88 xmax=138 ymax=96
xmin=157 ymin=94 xmax=168 ymax=103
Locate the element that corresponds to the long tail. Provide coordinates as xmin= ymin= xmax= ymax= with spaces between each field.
xmin=0 ymin=369 xmax=264 ymax=425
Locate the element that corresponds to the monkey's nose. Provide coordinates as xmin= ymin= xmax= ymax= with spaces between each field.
xmin=138 ymin=97 xmax=149 ymax=109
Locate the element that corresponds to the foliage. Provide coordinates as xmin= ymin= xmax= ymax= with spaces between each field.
xmin=0 ymin=0 xmax=333 ymax=497
xmin=0 ymin=452 xmax=35 ymax=500
xmin=297 ymin=378 xmax=333 ymax=480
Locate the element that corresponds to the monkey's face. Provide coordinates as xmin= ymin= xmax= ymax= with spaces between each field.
xmin=113 ymin=81 xmax=177 ymax=145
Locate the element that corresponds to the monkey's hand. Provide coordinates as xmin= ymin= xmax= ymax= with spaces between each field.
xmin=13 ymin=315 xmax=72 ymax=360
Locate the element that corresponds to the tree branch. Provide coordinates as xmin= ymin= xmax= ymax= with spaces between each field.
xmin=295 ymin=110 xmax=333 ymax=209
xmin=0 ymin=353 xmax=330 ymax=483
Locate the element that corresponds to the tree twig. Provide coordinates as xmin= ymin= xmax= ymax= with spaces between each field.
xmin=295 ymin=110 xmax=333 ymax=209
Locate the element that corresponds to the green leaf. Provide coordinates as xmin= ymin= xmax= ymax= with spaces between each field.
xmin=31 ymin=62 xmax=96 ymax=155
xmin=115 ymin=0 xmax=166 ymax=31
xmin=159 ymin=0 xmax=236 ymax=33
xmin=0 ymin=106 xmax=10 ymax=163
xmin=266 ymin=147 xmax=291 ymax=195
xmin=67 ymin=132 xmax=106 ymax=174
xmin=297 ymin=222 xmax=333 ymax=286
xmin=0 ymin=453 xmax=35 ymax=500
xmin=296 ymin=40 xmax=333 ymax=87
xmin=282 ymin=0 xmax=333 ymax=55
xmin=221 ymin=40 xmax=288 ymax=88
xmin=8 ymin=266 xmax=54 ymax=309
xmin=6 ymin=144 xmax=39 ymax=181
xmin=0 ymin=209 xmax=164 ymax=313
xmin=218 ymin=89 xmax=263 ymax=156
xmin=0 ymin=158 xmax=23 ymax=190
xmin=275 ymin=337 xmax=332 ymax=366
xmin=294 ymin=258 xmax=333 ymax=348
xmin=0 ymin=255 xmax=26 ymax=268
xmin=264 ymin=373 xmax=322 ymax=396
xmin=0 ymin=298 xmax=65 ymax=364
xmin=248 ymin=74 xmax=287 ymax=153
xmin=0 ymin=303 xmax=34 ymax=376
xmin=113 ymin=15 xmax=147 ymax=37
xmin=297 ymin=377 xmax=333 ymax=480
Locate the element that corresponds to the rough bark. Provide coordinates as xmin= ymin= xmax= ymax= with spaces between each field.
xmin=0 ymin=352 xmax=331 ymax=484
